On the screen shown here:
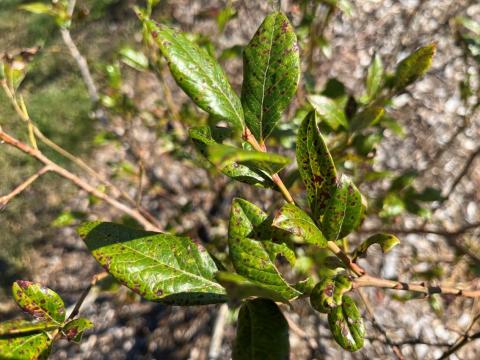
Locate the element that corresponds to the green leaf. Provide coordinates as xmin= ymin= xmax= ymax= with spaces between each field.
xmin=142 ymin=18 xmax=244 ymax=129
xmin=206 ymin=143 xmax=290 ymax=175
xmin=321 ymin=175 xmax=364 ymax=241
xmin=353 ymin=233 xmax=400 ymax=259
xmin=228 ymin=199 xmax=301 ymax=300
xmin=0 ymin=332 xmax=52 ymax=360
xmin=62 ymin=318 xmax=93 ymax=343
xmin=310 ymin=273 xmax=352 ymax=313
xmin=19 ymin=3 xmax=55 ymax=16
xmin=217 ymin=6 xmax=236 ymax=32
xmin=79 ymin=222 xmax=227 ymax=305
xmin=272 ymin=204 xmax=327 ymax=247
xmin=189 ymin=126 xmax=275 ymax=187
xmin=365 ymin=53 xmax=383 ymax=101
xmin=328 ymin=295 xmax=365 ymax=352
xmin=296 ymin=111 xmax=338 ymax=220
xmin=12 ymin=281 xmax=65 ymax=324
xmin=392 ymin=43 xmax=436 ymax=91
xmin=215 ymin=272 xmax=290 ymax=303
xmin=241 ymin=12 xmax=300 ymax=141
xmin=350 ymin=106 xmax=384 ymax=132
xmin=308 ymin=95 xmax=348 ymax=130
xmin=119 ymin=47 xmax=149 ymax=71
xmin=233 ymin=299 xmax=289 ymax=360
xmin=0 ymin=320 xmax=59 ymax=336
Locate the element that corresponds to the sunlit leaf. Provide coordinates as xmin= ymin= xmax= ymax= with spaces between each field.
xmin=272 ymin=204 xmax=327 ymax=247
xmin=242 ymin=12 xmax=300 ymax=141
xmin=62 ymin=318 xmax=93 ymax=343
xmin=0 ymin=332 xmax=52 ymax=360
xmin=0 ymin=320 xmax=58 ymax=336
xmin=365 ymin=53 xmax=383 ymax=101
xmin=233 ymin=299 xmax=289 ymax=360
xmin=12 ymin=281 xmax=65 ymax=324
xmin=79 ymin=222 xmax=227 ymax=305
xmin=296 ymin=111 xmax=338 ymax=220
xmin=310 ymin=273 xmax=352 ymax=313
xmin=392 ymin=43 xmax=436 ymax=91
xmin=328 ymin=295 xmax=365 ymax=352
xmin=142 ymin=18 xmax=244 ymax=129
xmin=353 ymin=233 xmax=400 ymax=260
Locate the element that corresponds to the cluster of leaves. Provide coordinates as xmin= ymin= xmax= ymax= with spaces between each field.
xmin=0 ymin=281 xmax=92 ymax=359
xmin=0 ymin=4 xmax=438 ymax=359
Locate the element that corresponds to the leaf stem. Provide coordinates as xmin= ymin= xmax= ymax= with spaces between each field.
xmin=327 ymin=241 xmax=365 ymax=276
xmin=242 ymin=127 xmax=294 ymax=204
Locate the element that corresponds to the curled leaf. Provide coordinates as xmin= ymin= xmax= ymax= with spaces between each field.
xmin=310 ymin=273 xmax=352 ymax=313
xmin=353 ymin=233 xmax=400 ymax=260
xmin=328 ymin=295 xmax=365 ymax=352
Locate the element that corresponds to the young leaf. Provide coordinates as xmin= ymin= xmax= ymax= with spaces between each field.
xmin=142 ymin=18 xmax=244 ymax=129
xmin=272 ymin=203 xmax=327 ymax=247
xmin=19 ymin=3 xmax=55 ymax=16
xmin=228 ymin=199 xmax=301 ymax=300
xmin=215 ymin=272 xmax=290 ymax=303
xmin=206 ymin=143 xmax=290 ymax=175
xmin=308 ymin=95 xmax=348 ymax=130
xmin=62 ymin=318 xmax=93 ymax=343
xmin=353 ymin=233 xmax=400 ymax=259
xmin=79 ymin=222 xmax=227 ymax=305
xmin=296 ymin=111 xmax=338 ymax=220
xmin=241 ymin=12 xmax=300 ymax=141
xmin=12 ymin=281 xmax=65 ymax=324
xmin=328 ymin=296 xmax=365 ymax=352
xmin=0 ymin=332 xmax=52 ymax=360
xmin=0 ymin=319 xmax=59 ymax=336
xmin=392 ymin=43 xmax=436 ymax=92
xmin=233 ymin=299 xmax=289 ymax=360
xmin=365 ymin=53 xmax=383 ymax=101
xmin=310 ymin=273 xmax=352 ymax=313
xmin=321 ymin=175 xmax=364 ymax=241
xmin=189 ymin=126 xmax=275 ymax=187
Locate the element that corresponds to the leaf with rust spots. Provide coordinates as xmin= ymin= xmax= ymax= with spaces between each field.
xmin=296 ymin=111 xmax=337 ymax=221
xmin=78 ymin=221 xmax=227 ymax=305
xmin=12 ymin=281 xmax=65 ymax=324
xmin=272 ymin=203 xmax=327 ymax=247
xmin=0 ymin=319 xmax=59 ymax=336
xmin=328 ymin=295 xmax=365 ymax=352
xmin=0 ymin=331 xmax=52 ymax=360
xmin=310 ymin=273 xmax=352 ymax=313
xmin=62 ymin=318 xmax=93 ymax=343
xmin=321 ymin=175 xmax=364 ymax=242
xmin=228 ymin=199 xmax=300 ymax=300
xmin=241 ymin=11 xmax=300 ymax=141
xmin=233 ymin=299 xmax=289 ymax=360
xmin=141 ymin=18 xmax=244 ymax=130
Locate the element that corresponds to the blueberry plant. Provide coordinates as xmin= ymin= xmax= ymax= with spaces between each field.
xmin=1 ymin=4 xmax=480 ymax=360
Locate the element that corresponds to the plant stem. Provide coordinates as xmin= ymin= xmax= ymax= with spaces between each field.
xmin=242 ymin=127 xmax=294 ymax=204
xmin=67 ymin=272 xmax=109 ymax=321
xmin=327 ymin=241 xmax=365 ymax=276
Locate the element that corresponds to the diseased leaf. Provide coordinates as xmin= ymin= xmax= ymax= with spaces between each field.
xmin=392 ymin=43 xmax=436 ymax=91
xmin=321 ymin=175 xmax=364 ymax=241
xmin=79 ymin=222 xmax=227 ymax=305
xmin=233 ymin=299 xmax=289 ymax=360
xmin=142 ymin=18 xmax=244 ymax=129
xmin=228 ymin=199 xmax=301 ymax=300
xmin=353 ymin=233 xmax=400 ymax=259
xmin=12 ymin=281 xmax=65 ymax=324
xmin=0 ymin=320 xmax=58 ymax=336
xmin=215 ymin=272 xmax=290 ymax=303
xmin=241 ymin=12 xmax=300 ymax=141
xmin=296 ymin=111 xmax=337 ymax=220
xmin=310 ymin=273 xmax=352 ymax=313
xmin=0 ymin=332 xmax=52 ymax=360
xmin=62 ymin=318 xmax=93 ymax=343
xmin=365 ymin=53 xmax=383 ymax=100
xmin=189 ymin=126 xmax=275 ymax=187
xmin=272 ymin=204 xmax=327 ymax=247
xmin=308 ymin=95 xmax=348 ymax=130
xmin=328 ymin=296 xmax=365 ymax=352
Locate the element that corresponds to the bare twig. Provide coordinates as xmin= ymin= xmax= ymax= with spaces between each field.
xmin=445 ymin=145 xmax=480 ymax=199
xmin=352 ymin=274 xmax=480 ymax=298
xmin=0 ymin=128 xmax=161 ymax=231
xmin=0 ymin=165 xmax=51 ymax=209
xmin=438 ymin=313 xmax=480 ymax=359
xmin=67 ymin=272 xmax=109 ymax=321
xmin=208 ymin=303 xmax=229 ymax=360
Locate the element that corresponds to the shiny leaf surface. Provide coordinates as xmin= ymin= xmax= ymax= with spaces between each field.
xmin=79 ymin=222 xmax=227 ymax=305
xmin=353 ymin=233 xmax=400 ymax=259
xmin=0 ymin=332 xmax=52 ymax=360
xmin=62 ymin=318 xmax=93 ymax=343
xmin=241 ymin=12 xmax=300 ymax=140
xmin=328 ymin=296 xmax=365 ymax=352
xmin=308 ymin=95 xmax=348 ymax=130
xmin=392 ymin=43 xmax=436 ymax=91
